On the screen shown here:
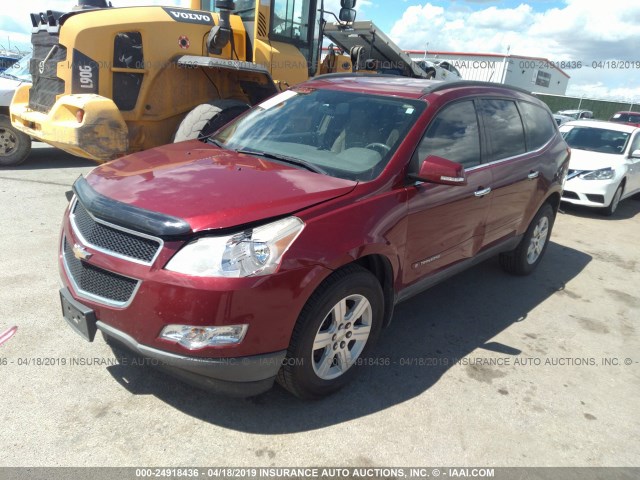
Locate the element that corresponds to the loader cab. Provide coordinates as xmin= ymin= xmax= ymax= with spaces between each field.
xmin=197 ymin=0 xmax=355 ymax=82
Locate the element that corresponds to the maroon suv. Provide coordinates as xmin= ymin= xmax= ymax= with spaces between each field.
xmin=59 ymin=76 xmax=569 ymax=399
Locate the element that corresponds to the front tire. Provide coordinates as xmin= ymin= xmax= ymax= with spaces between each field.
xmin=500 ymin=203 xmax=555 ymax=276
xmin=277 ymin=265 xmax=384 ymax=399
xmin=602 ymin=183 xmax=623 ymax=216
xmin=173 ymin=99 xmax=250 ymax=143
xmin=0 ymin=114 xmax=31 ymax=166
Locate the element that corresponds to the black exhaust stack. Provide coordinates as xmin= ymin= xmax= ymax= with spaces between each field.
xmin=208 ymin=0 xmax=235 ymax=55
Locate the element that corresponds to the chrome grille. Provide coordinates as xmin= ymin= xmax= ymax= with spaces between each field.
xmin=63 ymin=238 xmax=139 ymax=306
xmin=71 ymin=200 xmax=161 ymax=264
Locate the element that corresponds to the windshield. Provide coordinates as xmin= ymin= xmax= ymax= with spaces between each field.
xmin=561 ymin=126 xmax=630 ymax=154
xmin=1 ymin=53 xmax=32 ymax=82
xmin=212 ymin=88 xmax=425 ymax=181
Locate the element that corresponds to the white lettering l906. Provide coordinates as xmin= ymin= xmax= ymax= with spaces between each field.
xmin=78 ymin=65 xmax=94 ymax=89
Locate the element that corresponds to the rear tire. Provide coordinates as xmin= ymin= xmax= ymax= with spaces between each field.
xmin=500 ymin=203 xmax=555 ymax=276
xmin=601 ymin=183 xmax=623 ymax=216
xmin=173 ymin=99 xmax=250 ymax=143
xmin=0 ymin=114 xmax=31 ymax=166
xmin=277 ymin=265 xmax=384 ymax=399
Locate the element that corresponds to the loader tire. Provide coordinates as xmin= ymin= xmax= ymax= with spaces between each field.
xmin=173 ymin=100 xmax=250 ymax=143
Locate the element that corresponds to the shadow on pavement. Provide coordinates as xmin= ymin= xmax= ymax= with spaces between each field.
xmin=9 ymin=144 xmax=95 ymax=170
xmin=560 ymin=196 xmax=640 ymax=221
xmin=106 ymin=241 xmax=591 ymax=433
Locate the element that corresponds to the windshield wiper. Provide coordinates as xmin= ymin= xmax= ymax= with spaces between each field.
xmin=0 ymin=72 xmax=20 ymax=81
xmin=236 ymin=149 xmax=327 ymax=175
xmin=205 ymin=138 xmax=227 ymax=149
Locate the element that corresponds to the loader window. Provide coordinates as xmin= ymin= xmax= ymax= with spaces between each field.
xmin=113 ymin=32 xmax=144 ymax=111
xmin=200 ymin=0 xmax=214 ymax=11
xmin=206 ymin=0 xmax=256 ymax=20
xmin=271 ymin=0 xmax=316 ymax=74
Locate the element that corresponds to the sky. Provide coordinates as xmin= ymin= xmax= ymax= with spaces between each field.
xmin=2 ymin=0 xmax=639 ymax=102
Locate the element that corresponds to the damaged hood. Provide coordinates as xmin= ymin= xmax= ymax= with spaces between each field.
xmin=84 ymin=140 xmax=357 ymax=233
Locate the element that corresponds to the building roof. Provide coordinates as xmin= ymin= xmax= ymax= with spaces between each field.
xmin=405 ymin=50 xmax=571 ymax=79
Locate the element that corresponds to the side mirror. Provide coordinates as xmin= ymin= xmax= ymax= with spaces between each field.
xmin=341 ymin=0 xmax=356 ymax=8
xmin=339 ymin=7 xmax=357 ymax=23
xmin=631 ymin=149 xmax=640 ymax=159
xmin=409 ymin=155 xmax=467 ymax=186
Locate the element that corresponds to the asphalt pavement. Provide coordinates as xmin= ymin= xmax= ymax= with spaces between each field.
xmin=0 ymin=144 xmax=638 ymax=467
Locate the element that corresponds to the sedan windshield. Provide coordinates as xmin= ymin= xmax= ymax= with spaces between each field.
xmin=561 ymin=126 xmax=630 ymax=154
xmin=212 ymin=88 xmax=425 ymax=181
xmin=0 ymin=53 xmax=31 ymax=82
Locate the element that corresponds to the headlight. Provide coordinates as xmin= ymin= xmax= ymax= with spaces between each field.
xmin=165 ymin=216 xmax=304 ymax=277
xmin=580 ymin=168 xmax=615 ymax=180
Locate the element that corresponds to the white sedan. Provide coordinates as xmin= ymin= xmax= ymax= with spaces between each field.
xmin=559 ymin=120 xmax=640 ymax=216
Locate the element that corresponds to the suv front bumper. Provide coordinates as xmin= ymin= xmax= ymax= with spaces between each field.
xmin=61 ymin=286 xmax=287 ymax=397
xmin=100 ymin=321 xmax=287 ymax=397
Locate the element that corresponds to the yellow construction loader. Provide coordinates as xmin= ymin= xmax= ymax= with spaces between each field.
xmin=8 ymin=0 xmax=357 ymax=165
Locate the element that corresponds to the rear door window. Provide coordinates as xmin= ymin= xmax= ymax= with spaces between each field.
xmin=478 ymin=99 xmax=526 ymax=161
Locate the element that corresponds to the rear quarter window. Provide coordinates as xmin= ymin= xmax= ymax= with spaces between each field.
xmin=519 ymin=101 xmax=556 ymax=151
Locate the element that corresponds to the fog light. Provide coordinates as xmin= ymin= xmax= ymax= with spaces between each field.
xmin=76 ymin=109 xmax=85 ymax=123
xmin=160 ymin=324 xmax=248 ymax=350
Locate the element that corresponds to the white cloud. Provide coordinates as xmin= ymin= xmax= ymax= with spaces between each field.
xmin=467 ymin=4 xmax=533 ymax=30
xmin=388 ymin=0 xmax=640 ymax=100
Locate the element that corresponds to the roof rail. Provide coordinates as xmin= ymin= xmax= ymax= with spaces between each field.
xmin=310 ymin=74 xmax=534 ymax=97
xmin=421 ymin=80 xmax=532 ymax=96
xmin=312 ymin=72 xmax=414 ymax=80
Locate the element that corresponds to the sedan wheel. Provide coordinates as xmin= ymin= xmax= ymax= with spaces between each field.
xmin=602 ymin=184 xmax=623 ymax=217
xmin=0 ymin=115 xmax=31 ymax=166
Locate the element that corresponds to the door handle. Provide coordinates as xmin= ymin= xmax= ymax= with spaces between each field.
xmin=474 ymin=187 xmax=492 ymax=197
xmin=528 ymin=171 xmax=540 ymax=180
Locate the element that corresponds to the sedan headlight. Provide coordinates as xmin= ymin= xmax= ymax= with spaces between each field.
xmin=165 ymin=217 xmax=304 ymax=277
xmin=580 ymin=168 xmax=615 ymax=180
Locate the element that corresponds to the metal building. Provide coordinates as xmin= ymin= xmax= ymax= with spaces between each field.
xmin=406 ymin=51 xmax=570 ymax=95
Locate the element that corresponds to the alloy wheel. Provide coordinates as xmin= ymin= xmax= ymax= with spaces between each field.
xmin=526 ymin=216 xmax=549 ymax=265
xmin=311 ymin=294 xmax=372 ymax=380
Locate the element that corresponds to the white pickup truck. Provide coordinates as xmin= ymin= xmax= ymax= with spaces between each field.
xmin=0 ymin=53 xmax=32 ymax=166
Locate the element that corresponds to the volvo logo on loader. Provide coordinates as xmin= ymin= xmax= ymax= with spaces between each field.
xmin=162 ymin=8 xmax=214 ymax=25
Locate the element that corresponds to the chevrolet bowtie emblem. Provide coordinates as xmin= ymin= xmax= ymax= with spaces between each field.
xmin=73 ymin=244 xmax=92 ymax=261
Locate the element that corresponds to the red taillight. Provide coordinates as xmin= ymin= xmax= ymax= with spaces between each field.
xmin=76 ymin=109 xmax=85 ymax=123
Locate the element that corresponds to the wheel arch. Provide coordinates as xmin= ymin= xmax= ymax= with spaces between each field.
xmin=545 ymin=191 xmax=562 ymax=213
xmin=340 ymin=254 xmax=396 ymax=329
xmin=620 ymin=176 xmax=627 ymax=191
